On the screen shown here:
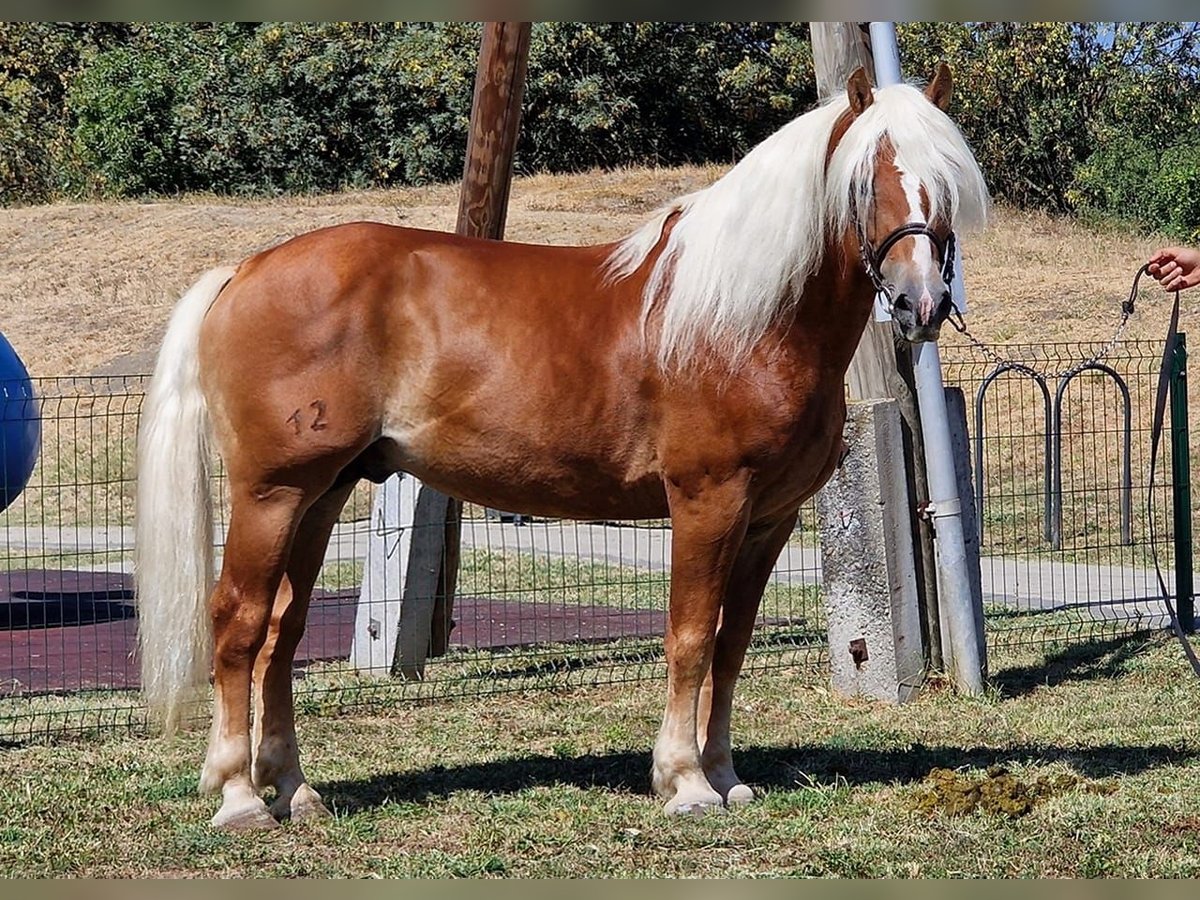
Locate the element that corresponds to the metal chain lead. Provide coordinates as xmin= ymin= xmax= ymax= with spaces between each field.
xmin=947 ymin=303 xmax=1134 ymax=381
xmin=946 ymin=263 xmax=1152 ymax=380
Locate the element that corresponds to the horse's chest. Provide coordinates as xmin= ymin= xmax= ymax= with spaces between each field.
xmin=754 ymin=389 xmax=847 ymax=508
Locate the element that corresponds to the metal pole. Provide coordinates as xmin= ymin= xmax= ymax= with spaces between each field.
xmin=912 ymin=344 xmax=985 ymax=692
xmin=867 ymin=22 xmax=902 ymax=84
xmin=870 ymin=21 xmax=985 ymax=693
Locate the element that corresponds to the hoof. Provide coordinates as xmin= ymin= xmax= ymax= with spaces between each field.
xmin=212 ymin=799 xmax=280 ymax=831
xmin=725 ymin=783 xmax=756 ymax=806
xmin=290 ymin=798 xmax=332 ymax=823
xmin=666 ymin=798 xmax=727 ymax=817
xmin=270 ymin=784 xmax=331 ymax=823
xmin=664 ymin=787 xmax=726 ymax=816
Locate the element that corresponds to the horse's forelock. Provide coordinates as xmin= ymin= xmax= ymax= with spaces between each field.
xmin=827 ymin=82 xmax=990 ymax=240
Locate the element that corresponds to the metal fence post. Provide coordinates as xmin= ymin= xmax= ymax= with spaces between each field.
xmin=1170 ymin=332 xmax=1194 ymax=633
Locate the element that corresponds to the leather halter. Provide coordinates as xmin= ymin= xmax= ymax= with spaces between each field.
xmin=857 ymin=220 xmax=958 ymax=312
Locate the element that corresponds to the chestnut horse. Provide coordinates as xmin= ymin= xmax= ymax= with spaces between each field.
xmin=135 ymin=66 xmax=988 ymax=829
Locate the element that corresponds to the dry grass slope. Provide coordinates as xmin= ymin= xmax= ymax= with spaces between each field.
xmin=0 ymin=165 xmax=1184 ymax=379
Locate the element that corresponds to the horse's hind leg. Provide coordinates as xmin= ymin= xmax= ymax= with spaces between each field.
xmin=698 ymin=511 xmax=797 ymax=806
xmin=654 ymin=472 xmax=751 ymax=815
xmin=251 ymin=482 xmax=355 ymax=822
xmin=199 ymin=484 xmax=308 ymax=830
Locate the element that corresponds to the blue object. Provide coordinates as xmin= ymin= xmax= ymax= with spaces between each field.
xmin=0 ymin=332 xmax=39 ymax=513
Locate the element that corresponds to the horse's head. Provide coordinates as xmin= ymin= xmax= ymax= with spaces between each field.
xmin=836 ymin=64 xmax=985 ymax=343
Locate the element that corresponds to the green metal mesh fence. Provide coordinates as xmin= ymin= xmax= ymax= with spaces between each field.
xmin=0 ymin=336 xmax=1188 ymax=741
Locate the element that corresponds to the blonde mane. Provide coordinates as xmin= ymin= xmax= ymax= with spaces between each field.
xmin=605 ymin=82 xmax=990 ymax=370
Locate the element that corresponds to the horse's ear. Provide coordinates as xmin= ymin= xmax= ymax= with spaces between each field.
xmin=925 ymin=63 xmax=952 ymax=111
xmin=846 ymin=66 xmax=874 ymax=116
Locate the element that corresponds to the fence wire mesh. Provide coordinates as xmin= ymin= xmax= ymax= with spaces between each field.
xmin=0 ymin=335 xmax=1189 ymax=741
xmin=941 ymin=335 xmax=1190 ymax=652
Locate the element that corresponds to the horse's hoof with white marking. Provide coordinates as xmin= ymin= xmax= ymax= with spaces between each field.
xmin=212 ymin=799 xmax=280 ymax=831
xmin=270 ymin=784 xmax=331 ymax=823
xmin=664 ymin=788 xmax=726 ymax=816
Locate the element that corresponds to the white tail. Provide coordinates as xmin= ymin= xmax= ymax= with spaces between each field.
xmin=135 ymin=266 xmax=237 ymax=731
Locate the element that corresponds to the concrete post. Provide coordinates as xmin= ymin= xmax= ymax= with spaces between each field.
xmin=810 ymin=20 xmax=942 ymax=669
xmin=817 ymin=400 xmax=925 ymax=703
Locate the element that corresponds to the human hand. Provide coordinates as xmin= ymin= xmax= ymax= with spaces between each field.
xmin=1148 ymin=246 xmax=1200 ymax=292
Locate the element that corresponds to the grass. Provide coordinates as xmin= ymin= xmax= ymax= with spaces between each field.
xmin=0 ymin=632 xmax=1197 ymax=877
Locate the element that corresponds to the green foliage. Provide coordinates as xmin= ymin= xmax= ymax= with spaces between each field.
xmin=1072 ymin=138 xmax=1200 ymax=241
xmin=521 ymin=23 xmax=813 ymax=173
xmin=3 ymin=20 xmax=1200 ymax=242
xmin=57 ymin=22 xmax=813 ymax=198
xmin=1065 ymin=23 xmax=1200 ymax=239
xmin=0 ymin=23 xmax=130 ymax=203
xmin=174 ymin=22 xmax=481 ymax=193
xmin=69 ymin=37 xmax=193 ymax=195
xmin=60 ymin=22 xmax=478 ymax=196
xmin=900 ymin=22 xmax=1200 ymax=236
xmin=900 ymin=22 xmax=1102 ymax=212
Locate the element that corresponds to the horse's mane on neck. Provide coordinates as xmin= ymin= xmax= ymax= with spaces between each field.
xmin=605 ymin=83 xmax=990 ymax=371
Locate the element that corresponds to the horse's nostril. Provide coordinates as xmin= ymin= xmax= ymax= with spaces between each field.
xmin=893 ymin=292 xmax=910 ymax=311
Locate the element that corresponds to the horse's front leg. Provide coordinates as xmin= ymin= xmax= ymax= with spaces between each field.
xmin=698 ymin=511 xmax=798 ymax=806
xmin=655 ymin=470 xmax=751 ymax=815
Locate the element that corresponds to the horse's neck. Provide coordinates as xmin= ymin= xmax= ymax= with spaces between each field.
xmin=788 ymin=240 xmax=879 ymax=376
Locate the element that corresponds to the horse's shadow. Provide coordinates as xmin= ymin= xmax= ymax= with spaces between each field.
xmin=321 ymin=739 xmax=1197 ymax=816
xmin=322 ymin=633 xmax=1194 ymax=815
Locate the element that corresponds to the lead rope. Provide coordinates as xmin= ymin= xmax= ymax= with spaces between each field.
xmin=947 ymin=277 xmax=1135 ymax=381
xmin=1143 ymin=270 xmax=1200 ymax=677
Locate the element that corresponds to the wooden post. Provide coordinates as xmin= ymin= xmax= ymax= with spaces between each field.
xmin=401 ymin=22 xmax=532 ymax=678
xmin=350 ymin=23 xmax=532 ymax=681
xmin=456 ymin=22 xmax=531 ymax=239
xmin=811 ymin=22 xmax=941 ymax=674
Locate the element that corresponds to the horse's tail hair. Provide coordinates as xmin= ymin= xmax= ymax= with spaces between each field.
xmin=135 ymin=266 xmax=237 ymax=732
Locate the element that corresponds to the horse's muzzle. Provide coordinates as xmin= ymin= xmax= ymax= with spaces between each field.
xmin=893 ymin=289 xmax=953 ymax=343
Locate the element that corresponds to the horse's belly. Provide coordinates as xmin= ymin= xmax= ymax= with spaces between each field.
xmin=378 ymin=424 xmax=669 ymax=521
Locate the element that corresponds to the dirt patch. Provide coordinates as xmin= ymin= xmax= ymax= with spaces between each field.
xmin=912 ymin=766 xmax=1117 ymax=818
xmin=1165 ymin=816 xmax=1200 ymax=835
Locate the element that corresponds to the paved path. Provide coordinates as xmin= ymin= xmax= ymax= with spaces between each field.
xmin=0 ymin=520 xmax=1183 ymax=626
